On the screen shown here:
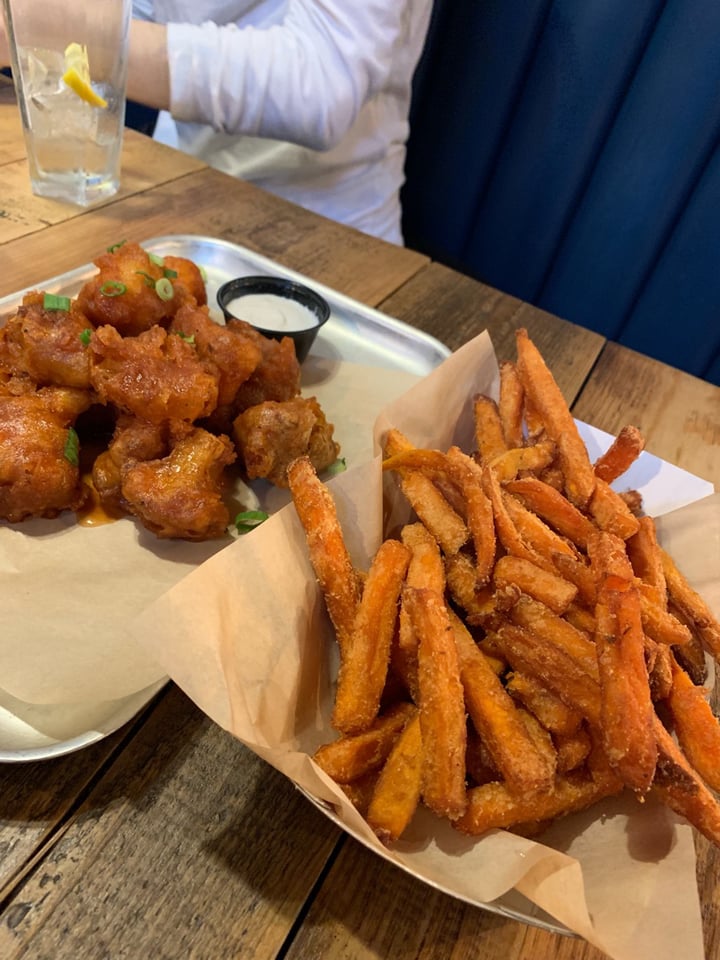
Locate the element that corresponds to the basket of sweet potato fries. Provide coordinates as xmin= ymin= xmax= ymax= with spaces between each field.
xmin=289 ymin=327 xmax=720 ymax=850
xmin=134 ymin=326 xmax=718 ymax=958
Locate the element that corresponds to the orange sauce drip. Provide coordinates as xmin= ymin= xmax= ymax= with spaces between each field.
xmin=76 ymin=474 xmax=117 ymax=527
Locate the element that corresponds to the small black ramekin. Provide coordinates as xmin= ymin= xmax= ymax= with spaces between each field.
xmin=216 ymin=275 xmax=330 ymax=362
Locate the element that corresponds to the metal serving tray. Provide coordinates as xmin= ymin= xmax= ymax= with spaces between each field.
xmin=0 ymin=235 xmax=448 ymax=763
xmin=0 ymin=239 xmax=567 ymax=936
xmin=0 ymin=234 xmax=450 ymax=374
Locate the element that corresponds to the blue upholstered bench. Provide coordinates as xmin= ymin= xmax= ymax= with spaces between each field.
xmin=402 ymin=0 xmax=720 ymax=385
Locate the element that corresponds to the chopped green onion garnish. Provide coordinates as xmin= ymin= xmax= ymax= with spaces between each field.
xmin=107 ymin=240 xmax=126 ymax=253
xmin=135 ymin=270 xmax=156 ymax=288
xmin=325 ymin=457 xmax=347 ymax=476
xmin=155 ymin=277 xmax=174 ymax=301
xmin=235 ymin=510 xmax=269 ymax=533
xmin=163 ymin=267 xmax=178 ymax=279
xmin=100 ymin=281 xmax=127 ymax=297
xmin=63 ymin=427 xmax=79 ymax=467
xmin=148 ymin=252 xmax=165 ymax=267
xmin=79 ymin=328 xmax=92 ymax=346
xmin=175 ymin=331 xmax=195 ymax=344
xmin=43 ymin=293 xmax=71 ymax=311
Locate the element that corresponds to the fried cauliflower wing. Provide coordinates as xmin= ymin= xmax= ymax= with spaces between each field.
xmin=233 ymin=396 xmax=340 ymax=487
xmin=228 ymin=319 xmax=301 ymax=411
xmin=0 ymin=386 xmax=92 ymax=522
xmin=92 ymin=414 xmax=182 ymax=516
xmin=1 ymin=291 xmax=94 ymax=389
xmin=121 ymin=427 xmax=237 ymax=540
xmin=89 ymin=325 xmax=219 ymax=424
xmin=169 ymin=303 xmax=261 ymax=407
xmin=76 ymin=242 xmax=199 ymax=336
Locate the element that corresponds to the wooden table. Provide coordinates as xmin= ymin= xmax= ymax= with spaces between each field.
xmin=0 ymin=84 xmax=718 ymax=960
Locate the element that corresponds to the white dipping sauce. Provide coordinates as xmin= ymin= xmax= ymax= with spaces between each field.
xmin=226 ymin=293 xmax=319 ymax=332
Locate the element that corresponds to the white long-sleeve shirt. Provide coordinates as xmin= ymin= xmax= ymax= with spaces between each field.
xmin=132 ymin=1 xmax=433 ymax=243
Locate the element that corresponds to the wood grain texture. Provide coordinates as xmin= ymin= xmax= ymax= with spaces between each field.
xmin=572 ymin=341 xmax=720 ymax=486
xmin=378 ymin=261 xmax=605 ymax=400
xmin=0 ymin=133 xmax=204 ymax=245
xmin=0 ymin=167 xmax=428 ymax=307
xmin=283 ymin=837 xmax=613 ymax=960
xmin=0 ymin=687 xmax=339 ymax=960
xmin=0 ymin=729 xmax=132 ymax=895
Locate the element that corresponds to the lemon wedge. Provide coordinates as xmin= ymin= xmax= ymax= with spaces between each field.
xmin=62 ymin=42 xmax=108 ymax=108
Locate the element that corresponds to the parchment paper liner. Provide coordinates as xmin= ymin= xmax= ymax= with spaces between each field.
xmin=129 ymin=331 xmax=717 ymax=960
xmin=0 ymin=359 xmax=419 ymax=705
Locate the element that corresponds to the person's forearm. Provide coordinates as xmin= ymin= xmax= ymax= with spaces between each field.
xmin=127 ymin=19 xmax=170 ymax=111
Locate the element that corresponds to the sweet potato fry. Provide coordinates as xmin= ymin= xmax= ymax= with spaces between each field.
xmin=493 ymin=554 xmax=577 ymax=614
xmin=382 ymin=446 xmax=470 ymax=556
xmin=505 ymin=671 xmax=583 ymax=736
xmin=393 ymin=523 xmax=445 ymax=699
xmin=465 ymin=727 xmax=501 ymax=786
xmin=482 ymin=466 xmax=547 ymax=569
xmin=554 ymin=725 xmax=592 ymax=773
xmin=332 ymin=539 xmax=411 ymax=734
xmin=495 ymin=624 xmax=602 ymax=726
xmin=671 ymin=622 xmax=708 ymax=685
xmin=367 ymin=711 xmax=423 ymax=844
xmin=498 ymin=360 xmax=525 ymax=448
xmin=509 ymin=596 xmax=599 ymax=681
xmin=563 ymin=601 xmax=597 ymax=636
xmin=588 ymin=478 xmax=641 ymax=540
xmin=296 ymin=327 xmax=720 ymax=857
xmin=652 ymin=716 xmax=720 ymax=847
xmin=505 ymin=476 xmax=596 ymax=550
xmin=454 ymin=770 xmax=622 ymax=837
xmin=444 ymin=552 xmax=494 ymax=621
xmin=666 ymin=656 xmax=720 ymax=792
xmin=637 ymin=584 xmax=692 ymax=647
xmin=287 ymin=456 xmax=361 ymax=654
xmin=487 ymin=439 xmax=556 ymax=484
xmin=313 ymin=701 xmax=416 ymax=782
xmin=627 ymin=516 xmax=667 ymax=602
xmin=551 ymin=553 xmax=598 ymax=607
xmin=450 ymin=609 xmax=556 ymax=793
xmin=647 ymin=642 xmax=673 ymax=701
xmin=405 ymin=587 xmax=467 ymax=820
xmin=515 ymin=327 xmax=596 ymax=509
xmin=446 ymin=446 xmax=496 ymax=584
xmin=661 ymin=546 xmax=720 ymax=659
xmin=501 ymin=490 xmax=580 ymax=564
xmin=473 ymin=394 xmax=508 ymax=463
xmin=593 ymin=425 xmax=646 ymax=484
xmin=594 ymin=574 xmax=657 ymax=792
xmin=338 ymin=771 xmax=380 ymax=815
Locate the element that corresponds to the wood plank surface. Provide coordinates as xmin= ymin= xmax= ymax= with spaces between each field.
xmin=572 ymin=341 xmax=720 ymax=486
xmin=378 ymin=260 xmax=605 ymax=397
xmin=0 ymin=726 xmax=141 ymax=896
xmin=0 ymin=82 xmax=25 ymax=164
xmin=284 ymin=836 xmax=615 ymax=960
xmin=0 ymin=167 xmax=428 ymax=307
xmin=0 ymin=687 xmax=339 ymax=959
xmin=0 ymin=132 xmax=205 ymax=244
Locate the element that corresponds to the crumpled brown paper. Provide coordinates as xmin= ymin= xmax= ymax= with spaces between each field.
xmin=0 ymin=358 xmax=419 ymax=705
xmin=130 ymin=330 xmax=717 ymax=960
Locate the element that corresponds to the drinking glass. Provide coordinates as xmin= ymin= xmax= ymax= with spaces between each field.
xmin=1 ymin=0 xmax=131 ymax=206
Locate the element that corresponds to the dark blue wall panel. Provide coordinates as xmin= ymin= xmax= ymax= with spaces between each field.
xmin=403 ymin=0 xmax=720 ymax=385
xmin=619 ymin=139 xmax=720 ymax=380
xmin=462 ymin=0 xmax=664 ymax=301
